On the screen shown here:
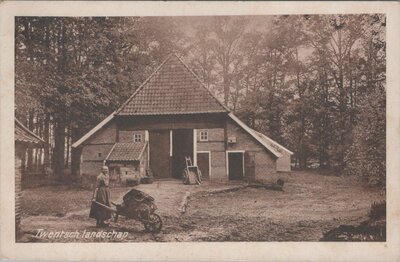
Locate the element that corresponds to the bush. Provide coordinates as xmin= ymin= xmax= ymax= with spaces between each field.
xmin=369 ymin=200 xmax=386 ymax=220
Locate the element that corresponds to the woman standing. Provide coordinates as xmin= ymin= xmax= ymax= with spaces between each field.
xmin=89 ymin=166 xmax=112 ymax=227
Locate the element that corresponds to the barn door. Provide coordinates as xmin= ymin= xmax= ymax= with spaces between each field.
xmin=244 ymin=152 xmax=255 ymax=182
xmin=172 ymin=129 xmax=193 ymax=178
xmin=149 ymin=130 xmax=171 ymax=178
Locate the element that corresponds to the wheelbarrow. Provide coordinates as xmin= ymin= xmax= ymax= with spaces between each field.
xmin=92 ymin=189 xmax=162 ymax=233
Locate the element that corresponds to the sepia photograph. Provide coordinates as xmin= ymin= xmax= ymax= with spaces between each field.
xmin=12 ymin=13 xmax=388 ymax=244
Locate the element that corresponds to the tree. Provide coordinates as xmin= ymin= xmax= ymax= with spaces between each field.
xmin=345 ymin=14 xmax=386 ymax=184
xmin=186 ymin=24 xmax=217 ymax=89
xmin=305 ymin=15 xmax=367 ymax=168
xmin=207 ymin=17 xmax=248 ymax=106
xmin=15 ymin=17 xmax=186 ymax=177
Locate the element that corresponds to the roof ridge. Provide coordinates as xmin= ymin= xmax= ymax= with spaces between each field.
xmin=115 ymin=53 xmax=175 ymax=115
xmin=173 ymin=54 xmax=230 ymax=112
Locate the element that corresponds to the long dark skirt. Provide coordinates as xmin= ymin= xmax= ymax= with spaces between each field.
xmin=89 ymin=186 xmax=112 ymax=220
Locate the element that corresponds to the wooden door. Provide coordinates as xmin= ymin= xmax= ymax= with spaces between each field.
xmin=197 ymin=152 xmax=210 ymax=180
xmin=228 ymin=152 xmax=244 ymax=180
xmin=244 ymin=152 xmax=255 ymax=182
xmin=149 ymin=130 xmax=171 ymax=178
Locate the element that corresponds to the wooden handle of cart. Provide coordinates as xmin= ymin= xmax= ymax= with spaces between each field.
xmin=92 ymin=200 xmax=117 ymax=213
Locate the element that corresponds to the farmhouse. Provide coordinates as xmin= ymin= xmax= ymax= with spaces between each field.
xmin=72 ymin=54 xmax=292 ymax=184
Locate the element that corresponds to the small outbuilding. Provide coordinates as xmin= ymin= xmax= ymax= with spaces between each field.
xmin=72 ymin=54 xmax=292 ymax=184
xmin=15 ymin=119 xmax=44 ymax=239
xmin=105 ymin=142 xmax=148 ymax=185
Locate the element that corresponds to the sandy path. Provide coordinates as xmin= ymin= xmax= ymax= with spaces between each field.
xmin=20 ymin=171 xmax=384 ymax=242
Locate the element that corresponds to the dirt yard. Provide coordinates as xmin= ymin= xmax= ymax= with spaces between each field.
xmin=20 ymin=170 xmax=385 ymax=242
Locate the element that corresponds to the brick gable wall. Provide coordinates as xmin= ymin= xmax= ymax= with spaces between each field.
xmin=81 ymin=122 xmax=117 ymax=176
xmin=226 ymin=120 xmax=276 ymax=180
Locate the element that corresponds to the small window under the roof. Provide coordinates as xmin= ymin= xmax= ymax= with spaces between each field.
xmin=134 ymin=133 xmax=143 ymax=143
xmin=199 ymin=130 xmax=208 ymax=141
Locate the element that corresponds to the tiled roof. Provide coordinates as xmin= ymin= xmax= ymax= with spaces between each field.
xmin=15 ymin=119 xmax=44 ymax=145
xmin=116 ymin=54 xmax=229 ymax=116
xmin=106 ymin=142 xmax=147 ymax=162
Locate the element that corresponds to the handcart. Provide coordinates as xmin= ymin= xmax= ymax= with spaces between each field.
xmin=92 ymin=189 xmax=162 ymax=233
xmin=182 ymin=156 xmax=202 ymax=185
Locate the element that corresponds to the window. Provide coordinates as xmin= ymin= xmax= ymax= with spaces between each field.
xmin=199 ymin=130 xmax=208 ymax=141
xmin=134 ymin=133 xmax=143 ymax=142
xmin=98 ymin=153 xmax=102 ymax=157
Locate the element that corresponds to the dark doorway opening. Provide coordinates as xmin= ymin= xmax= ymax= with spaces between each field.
xmin=228 ymin=152 xmax=244 ymax=180
xmin=172 ymin=129 xmax=193 ymax=179
xmin=149 ymin=130 xmax=171 ymax=178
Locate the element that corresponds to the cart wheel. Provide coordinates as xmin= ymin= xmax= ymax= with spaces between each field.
xmin=143 ymin=214 xmax=162 ymax=233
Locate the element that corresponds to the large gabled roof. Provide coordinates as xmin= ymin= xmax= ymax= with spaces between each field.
xmin=72 ymin=54 xmax=229 ymax=148
xmin=116 ymin=53 xmax=229 ymax=116
xmin=74 ymin=54 xmax=292 ymax=154
xmin=15 ymin=119 xmax=44 ymax=145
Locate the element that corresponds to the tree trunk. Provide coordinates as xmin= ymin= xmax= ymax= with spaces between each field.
xmin=21 ymin=148 xmax=26 ymax=172
xmin=53 ymin=118 xmax=66 ymax=180
xmin=52 ymin=21 xmax=68 ymax=180
xmin=33 ymin=148 xmax=38 ymax=171
xmin=34 ymin=114 xmax=42 ymax=171
xmin=70 ymin=126 xmax=83 ymax=176
xmin=26 ymin=110 xmax=34 ymax=171
xmin=299 ymin=150 xmax=307 ymax=169
xmin=71 ymin=147 xmax=81 ymax=177
xmin=43 ymin=113 xmax=50 ymax=168
xmin=65 ymin=125 xmax=70 ymax=168
xmin=223 ymin=68 xmax=229 ymax=106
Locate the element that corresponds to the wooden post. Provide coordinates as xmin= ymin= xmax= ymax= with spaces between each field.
xmin=193 ymin=129 xmax=197 ymax=165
